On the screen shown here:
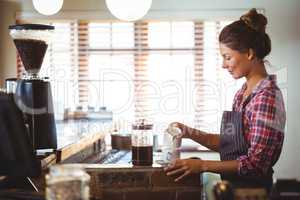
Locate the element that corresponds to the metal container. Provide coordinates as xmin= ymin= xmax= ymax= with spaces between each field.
xmin=111 ymin=133 xmax=131 ymax=150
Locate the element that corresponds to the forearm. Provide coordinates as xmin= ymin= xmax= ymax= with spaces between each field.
xmin=202 ymin=160 xmax=239 ymax=174
xmin=188 ymin=127 xmax=220 ymax=152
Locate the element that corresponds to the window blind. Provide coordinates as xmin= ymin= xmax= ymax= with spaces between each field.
xmin=78 ymin=21 xmax=89 ymax=105
xmin=194 ymin=21 xmax=205 ymax=130
xmin=16 ymin=19 xmax=25 ymax=78
xmin=134 ymin=22 xmax=150 ymax=122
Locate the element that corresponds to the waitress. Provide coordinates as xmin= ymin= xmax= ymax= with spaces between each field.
xmin=164 ymin=8 xmax=286 ymax=192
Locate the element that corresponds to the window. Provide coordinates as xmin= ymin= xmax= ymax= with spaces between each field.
xmin=44 ymin=22 xmax=79 ymax=112
xmin=87 ymin=22 xmax=135 ymax=121
xmin=146 ymin=22 xmax=195 ymax=127
xmin=16 ymin=20 xmax=244 ymax=149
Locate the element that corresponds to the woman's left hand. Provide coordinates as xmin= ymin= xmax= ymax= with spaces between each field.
xmin=164 ymin=158 xmax=206 ymax=182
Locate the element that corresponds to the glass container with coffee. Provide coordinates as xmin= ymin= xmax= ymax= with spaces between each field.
xmin=131 ymin=120 xmax=153 ymax=166
xmin=9 ymin=24 xmax=57 ymax=150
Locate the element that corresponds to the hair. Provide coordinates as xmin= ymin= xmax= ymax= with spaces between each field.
xmin=219 ymin=8 xmax=271 ymax=60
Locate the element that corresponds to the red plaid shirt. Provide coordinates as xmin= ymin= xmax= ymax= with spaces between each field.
xmin=233 ymin=75 xmax=286 ymax=176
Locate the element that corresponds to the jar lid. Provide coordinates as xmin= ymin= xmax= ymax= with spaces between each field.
xmin=132 ymin=120 xmax=153 ymax=130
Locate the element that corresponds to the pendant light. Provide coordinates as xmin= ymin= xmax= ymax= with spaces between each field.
xmin=32 ymin=0 xmax=64 ymax=16
xmin=105 ymin=0 xmax=152 ymax=21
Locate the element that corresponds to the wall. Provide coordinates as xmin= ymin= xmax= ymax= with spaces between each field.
xmin=0 ymin=1 xmax=20 ymax=86
xmin=0 ymin=0 xmax=299 ymax=179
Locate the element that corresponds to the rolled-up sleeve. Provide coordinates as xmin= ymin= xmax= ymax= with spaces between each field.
xmin=238 ymin=89 xmax=285 ymax=176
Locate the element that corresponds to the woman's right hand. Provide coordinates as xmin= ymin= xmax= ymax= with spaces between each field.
xmin=169 ymin=122 xmax=193 ymax=139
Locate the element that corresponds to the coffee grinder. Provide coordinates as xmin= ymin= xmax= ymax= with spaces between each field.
xmin=9 ymin=24 xmax=57 ymax=150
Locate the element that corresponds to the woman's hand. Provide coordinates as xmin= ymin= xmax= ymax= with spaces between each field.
xmin=164 ymin=158 xmax=206 ymax=182
xmin=170 ymin=122 xmax=193 ymax=138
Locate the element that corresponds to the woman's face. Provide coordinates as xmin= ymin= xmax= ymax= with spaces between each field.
xmin=219 ymin=43 xmax=253 ymax=79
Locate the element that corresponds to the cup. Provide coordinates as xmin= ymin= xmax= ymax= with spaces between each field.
xmin=161 ymin=125 xmax=183 ymax=164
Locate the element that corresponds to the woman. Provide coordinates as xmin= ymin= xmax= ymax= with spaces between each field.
xmin=164 ymin=8 xmax=286 ymax=192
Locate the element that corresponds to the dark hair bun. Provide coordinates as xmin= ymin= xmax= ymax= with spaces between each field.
xmin=240 ymin=8 xmax=267 ymax=33
xmin=219 ymin=8 xmax=271 ymax=60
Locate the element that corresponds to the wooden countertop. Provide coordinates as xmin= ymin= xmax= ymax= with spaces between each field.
xmin=39 ymin=120 xmax=111 ymax=168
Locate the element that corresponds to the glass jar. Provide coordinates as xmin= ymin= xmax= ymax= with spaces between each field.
xmin=131 ymin=120 xmax=153 ymax=166
xmin=45 ymin=164 xmax=90 ymax=200
xmin=5 ymin=78 xmax=18 ymax=94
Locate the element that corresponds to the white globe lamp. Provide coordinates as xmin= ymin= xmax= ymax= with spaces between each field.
xmin=32 ymin=0 xmax=64 ymax=16
xmin=105 ymin=0 xmax=152 ymax=21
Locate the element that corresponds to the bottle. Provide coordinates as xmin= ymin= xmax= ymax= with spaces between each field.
xmin=131 ymin=120 xmax=153 ymax=166
xmin=46 ymin=164 xmax=90 ymax=200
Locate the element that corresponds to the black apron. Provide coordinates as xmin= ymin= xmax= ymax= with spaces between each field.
xmin=220 ymin=97 xmax=273 ymax=192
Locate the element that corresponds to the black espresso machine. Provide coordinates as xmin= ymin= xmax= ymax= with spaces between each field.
xmin=9 ymin=24 xmax=57 ymax=150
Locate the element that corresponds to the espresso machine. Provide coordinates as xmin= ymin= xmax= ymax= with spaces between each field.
xmin=9 ymin=24 xmax=57 ymax=150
